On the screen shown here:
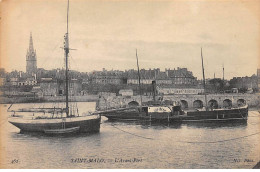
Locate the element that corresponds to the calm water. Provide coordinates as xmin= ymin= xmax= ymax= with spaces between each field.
xmin=0 ymin=102 xmax=259 ymax=169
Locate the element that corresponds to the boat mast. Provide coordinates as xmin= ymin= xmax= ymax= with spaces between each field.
xmin=136 ymin=49 xmax=143 ymax=107
xmin=222 ymin=63 xmax=225 ymax=93
xmin=64 ymin=0 xmax=70 ymax=117
xmin=201 ymin=48 xmax=208 ymax=109
xmin=222 ymin=63 xmax=224 ymax=81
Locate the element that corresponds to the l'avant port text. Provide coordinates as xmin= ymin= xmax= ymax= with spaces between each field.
xmin=71 ymin=157 xmax=143 ymax=163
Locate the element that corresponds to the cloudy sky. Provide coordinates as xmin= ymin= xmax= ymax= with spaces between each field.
xmin=1 ymin=0 xmax=259 ymax=79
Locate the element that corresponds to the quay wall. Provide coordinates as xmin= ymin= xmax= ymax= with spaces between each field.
xmin=97 ymin=93 xmax=260 ymax=110
xmin=1 ymin=93 xmax=259 ymax=111
xmin=0 ymin=95 xmax=99 ymax=104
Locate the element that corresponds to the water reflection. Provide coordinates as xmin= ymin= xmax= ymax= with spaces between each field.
xmin=103 ymin=118 xmax=247 ymax=130
xmin=103 ymin=119 xmax=182 ymax=129
xmin=11 ymin=130 xmax=101 ymax=140
xmin=2 ymin=103 xmax=259 ymax=169
xmin=185 ymin=121 xmax=247 ymax=129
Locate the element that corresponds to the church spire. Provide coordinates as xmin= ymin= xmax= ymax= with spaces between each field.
xmin=26 ymin=32 xmax=37 ymax=76
xmin=29 ymin=32 xmax=34 ymax=53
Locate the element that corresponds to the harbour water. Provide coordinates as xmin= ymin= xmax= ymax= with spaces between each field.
xmin=0 ymin=102 xmax=259 ymax=169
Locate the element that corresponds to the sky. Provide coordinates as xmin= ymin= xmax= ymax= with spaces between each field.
xmin=0 ymin=0 xmax=260 ymax=79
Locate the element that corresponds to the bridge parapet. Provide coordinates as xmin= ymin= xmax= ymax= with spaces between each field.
xmin=97 ymin=93 xmax=260 ymax=110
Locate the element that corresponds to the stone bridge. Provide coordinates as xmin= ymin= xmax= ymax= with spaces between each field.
xmin=97 ymin=93 xmax=260 ymax=110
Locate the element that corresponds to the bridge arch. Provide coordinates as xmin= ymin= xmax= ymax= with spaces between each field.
xmin=208 ymin=99 xmax=218 ymax=109
xmin=223 ymin=99 xmax=232 ymax=108
xmin=237 ymin=99 xmax=246 ymax=107
xmin=180 ymin=100 xmax=188 ymax=109
xmin=193 ymin=100 xmax=203 ymax=108
xmin=128 ymin=101 xmax=139 ymax=107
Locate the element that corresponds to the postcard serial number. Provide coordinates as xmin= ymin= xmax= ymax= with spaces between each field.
xmin=234 ymin=158 xmax=254 ymax=163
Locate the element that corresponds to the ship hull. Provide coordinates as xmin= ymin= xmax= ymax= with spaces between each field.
xmin=102 ymin=106 xmax=248 ymax=123
xmin=184 ymin=107 xmax=248 ymax=122
xmin=8 ymin=115 xmax=101 ymax=133
xmin=103 ymin=111 xmax=145 ymax=121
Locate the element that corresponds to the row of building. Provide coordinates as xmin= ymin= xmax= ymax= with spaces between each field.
xmin=1 ymin=67 xmax=197 ymax=86
xmin=0 ymin=33 xmax=259 ymax=97
xmin=89 ymin=67 xmax=198 ymax=86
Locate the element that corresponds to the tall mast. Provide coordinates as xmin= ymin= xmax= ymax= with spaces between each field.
xmin=136 ymin=49 xmax=143 ymax=107
xmin=64 ymin=0 xmax=70 ymax=117
xmin=201 ymin=48 xmax=208 ymax=109
xmin=222 ymin=63 xmax=225 ymax=94
xmin=222 ymin=63 xmax=224 ymax=81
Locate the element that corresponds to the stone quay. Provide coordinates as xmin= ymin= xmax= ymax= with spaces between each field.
xmin=97 ymin=93 xmax=260 ymax=110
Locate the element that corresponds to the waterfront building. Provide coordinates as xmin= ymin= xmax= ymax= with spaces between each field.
xmin=92 ymin=75 xmax=123 ymax=85
xmin=39 ymin=78 xmax=82 ymax=96
xmin=157 ymin=87 xmax=204 ymax=95
xmin=90 ymin=69 xmax=126 ymax=85
xmin=17 ymin=78 xmax=27 ymax=86
xmin=229 ymin=75 xmax=258 ymax=91
xmin=156 ymin=72 xmax=172 ymax=85
xmin=126 ymin=78 xmax=139 ymax=85
xmin=126 ymin=68 xmax=198 ymax=86
xmin=26 ymin=33 xmax=37 ymax=77
xmin=127 ymin=75 xmax=154 ymax=85
xmin=38 ymin=78 xmax=56 ymax=96
xmin=119 ymin=89 xmax=134 ymax=96
xmin=4 ymin=71 xmax=37 ymax=87
xmin=166 ymin=68 xmax=197 ymax=85
xmin=10 ymin=77 xmax=19 ymax=86
xmin=25 ymin=77 xmax=37 ymax=86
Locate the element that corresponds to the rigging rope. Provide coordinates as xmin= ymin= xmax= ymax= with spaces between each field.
xmin=108 ymin=101 xmax=256 ymax=142
xmin=111 ymin=122 xmax=260 ymax=143
xmin=3 ymin=102 xmax=260 ymax=143
xmin=111 ymin=124 xmax=154 ymax=140
xmin=69 ymin=53 xmax=81 ymax=72
xmin=109 ymin=108 xmax=260 ymax=143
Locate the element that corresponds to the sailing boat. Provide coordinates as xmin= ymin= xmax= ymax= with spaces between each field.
xmin=100 ymin=50 xmax=177 ymax=122
xmin=8 ymin=0 xmax=101 ymax=134
xmin=100 ymin=48 xmax=248 ymax=123
xmin=180 ymin=48 xmax=249 ymax=122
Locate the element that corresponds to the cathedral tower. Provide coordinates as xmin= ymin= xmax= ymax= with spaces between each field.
xmin=26 ymin=32 xmax=37 ymax=76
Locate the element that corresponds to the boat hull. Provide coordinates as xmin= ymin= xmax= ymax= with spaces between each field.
xmin=184 ymin=107 xmax=248 ymax=122
xmin=8 ymin=115 xmax=101 ymax=133
xmin=102 ymin=106 xmax=248 ymax=123
xmin=103 ymin=111 xmax=145 ymax=121
xmin=44 ymin=126 xmax=80 ymax=134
